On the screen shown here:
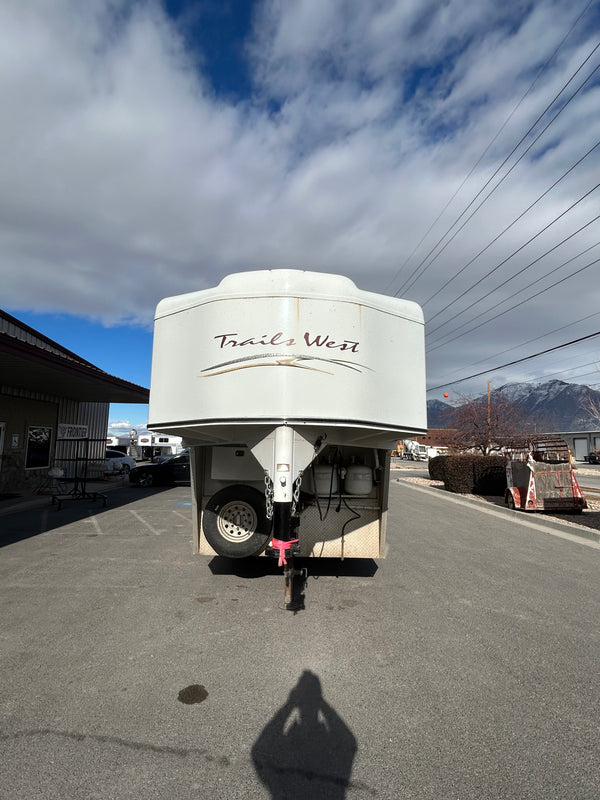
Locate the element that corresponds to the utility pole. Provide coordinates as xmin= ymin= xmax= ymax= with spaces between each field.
xmin=487 ymin=380 xmax=491 ymax=454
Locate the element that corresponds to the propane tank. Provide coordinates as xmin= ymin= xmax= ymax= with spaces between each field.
xmin=313 ymin=463 xmax=338 ymax=495
xmin=344 ymin=464 xmax=373 ymax=495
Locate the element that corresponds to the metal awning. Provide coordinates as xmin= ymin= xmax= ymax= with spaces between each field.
xmin=0 ymin=331 xmax=149 ymax=404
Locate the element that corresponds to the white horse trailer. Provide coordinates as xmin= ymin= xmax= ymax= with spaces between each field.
xmin=148 ymin=270 xmax=426 ymax=606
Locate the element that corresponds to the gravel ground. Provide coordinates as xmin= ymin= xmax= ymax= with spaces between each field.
xmin=398 ymin=468 xmax=600 ymax=533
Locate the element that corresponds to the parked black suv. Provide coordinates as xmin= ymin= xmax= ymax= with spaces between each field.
xmin=129 ymin=452 xmax=190 ymax=487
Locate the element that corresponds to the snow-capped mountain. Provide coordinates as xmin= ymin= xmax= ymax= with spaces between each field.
xmin=426 ymin=399 xmax=454 ymax=428
xmin=427 ymin=380 xmax=600 ymax=431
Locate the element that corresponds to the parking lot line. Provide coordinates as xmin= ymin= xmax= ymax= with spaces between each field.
xmin=128 ymin=509 xmax=165 ymax=535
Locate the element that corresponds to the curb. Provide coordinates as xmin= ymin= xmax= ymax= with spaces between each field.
xmin=393 ymin=477 xmax=600 ymax=546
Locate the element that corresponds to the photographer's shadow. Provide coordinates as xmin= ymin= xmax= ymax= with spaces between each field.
xmin=252 ymin=670 xmax=357 ymax=799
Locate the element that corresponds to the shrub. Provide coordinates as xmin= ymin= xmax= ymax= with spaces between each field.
xmin=473 ymin=458 xmax=506 ymax=495
xmin=441 ymin=455 xmax=506 ymax=495
xmin=428 ymin=455 xmax=447 ymax=482
xmin=442 ymin=456 xmax=476 ymax=493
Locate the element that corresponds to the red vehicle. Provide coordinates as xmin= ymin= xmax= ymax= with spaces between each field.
xmin=504 ymin=435 xmax=587 ymax=514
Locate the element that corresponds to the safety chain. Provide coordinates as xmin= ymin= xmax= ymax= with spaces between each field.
xmin=264 ymin=473 xmax=274 ymax=520
xmin=291 ymin=470 xmax=303 ymax=517
xmin=265 ymin=470 xmax=303 ymax=519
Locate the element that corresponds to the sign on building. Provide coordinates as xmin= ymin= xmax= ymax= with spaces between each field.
xmin=57 ymin=424 xmax=89 ymax=440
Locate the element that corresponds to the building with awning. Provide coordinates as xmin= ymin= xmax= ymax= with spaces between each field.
xmin=0 ymin=310 xmax=149 ymax=493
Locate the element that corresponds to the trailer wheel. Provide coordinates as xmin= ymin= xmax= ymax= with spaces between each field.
xmin=505 ymin=491 xmax=516 ymax=510
xmin=203 ymin=485 xmax=270 ymax=558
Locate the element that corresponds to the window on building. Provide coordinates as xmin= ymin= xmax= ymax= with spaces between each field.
xmin=25 ymin=426 xmax=52 ymax=469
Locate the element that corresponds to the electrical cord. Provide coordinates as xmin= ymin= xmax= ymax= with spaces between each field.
xmin=312 ymin=448 xmax=340 ymax=522
xmin=341 ymin=497 xmax=361 ymax=536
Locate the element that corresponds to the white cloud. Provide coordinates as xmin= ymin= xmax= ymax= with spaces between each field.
xmin=1 ymin=0 xmax=599 ymax=394
xmin=108 ymin=419 xmax=149 ymax=433
xmin=108 ymin=419 xmax=135 ymax=432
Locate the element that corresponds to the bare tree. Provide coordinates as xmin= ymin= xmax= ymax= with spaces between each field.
xmin=579 ymin=382 xmax=600 ymax=428
xmin=447 ymin=391 xmax=529 ymax=455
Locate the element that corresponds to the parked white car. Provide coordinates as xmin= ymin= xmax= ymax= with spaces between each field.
xmin=104 ymin=449 xmax=137 ymax=475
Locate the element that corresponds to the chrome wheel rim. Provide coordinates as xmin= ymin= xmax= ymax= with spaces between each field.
xmin=216 ymin=501 xmax=258 ymax=543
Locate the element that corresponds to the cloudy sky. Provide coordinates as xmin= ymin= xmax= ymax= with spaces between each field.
xmin=2 ymin=0 xmax=600 ymax=430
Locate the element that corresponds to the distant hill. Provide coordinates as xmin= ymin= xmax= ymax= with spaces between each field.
xmin=427 ymin=379 xmax=600 ymax=432
xmin=426 ymin=398 xmax=453 ymax=428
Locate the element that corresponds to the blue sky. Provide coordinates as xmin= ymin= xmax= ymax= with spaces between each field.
xmin=164 ymin=0 xmax=254 ymax=99
xmin=3 ymin=0 xmax=600 ymax=430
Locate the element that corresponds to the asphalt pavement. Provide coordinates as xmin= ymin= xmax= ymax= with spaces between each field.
xmin=1 ymin=480 xmax=599 ymax=799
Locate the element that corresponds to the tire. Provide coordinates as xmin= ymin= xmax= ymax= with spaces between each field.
xmin=203 ymin=485 xmax=271 ymax=559
xmin=121 ymin=464 xmax=131 ymax=475
xmin=138 ymin=471 xmax=154 ymax=487
xmin=505 ymin=492 xmax=516 ymax=510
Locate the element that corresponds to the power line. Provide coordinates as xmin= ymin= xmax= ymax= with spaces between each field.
xmin=426 ymin=251 xmax=600 ymax=354
xmin=421 ymin=139 xmax=600 ymax=314
xmin=398 ymin=36 xmax=600 ymax=297
xmin=383 ymin=0 xmax=596 ymax=297
xmin=428 ymin=309 xmax=600 ymax=382
xmin=426 ymin=218 xmax=600 ymax=345
xmin=528 ymin=360 xmax=600 ymax=382
xmin=427 ymin=330 xmax=600 ymax=392
xmin=395 ymin=35 xmax=600 ymax=298
xmin=404 ymin=56 xmax=600 ymax=299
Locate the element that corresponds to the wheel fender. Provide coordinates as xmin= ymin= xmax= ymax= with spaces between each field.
xmin=505 ymin=487 xmax=521 ymax=508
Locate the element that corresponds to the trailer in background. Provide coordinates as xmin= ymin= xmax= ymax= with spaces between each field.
xmin=148 ymin=269 xmax=426 ymax=607
xmin=106 ymin=432 xmax=183 ymax=461
xmin=130 ymin=433 xmax=184 ymax=462
xmin=504 ymin=435 xmax=587 ymax=514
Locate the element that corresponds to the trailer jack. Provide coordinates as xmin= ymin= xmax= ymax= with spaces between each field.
xmin=266 ymin=526 xmax=306 ymax=610
xmin=283 ymin=558 xmax=307 ymax=610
